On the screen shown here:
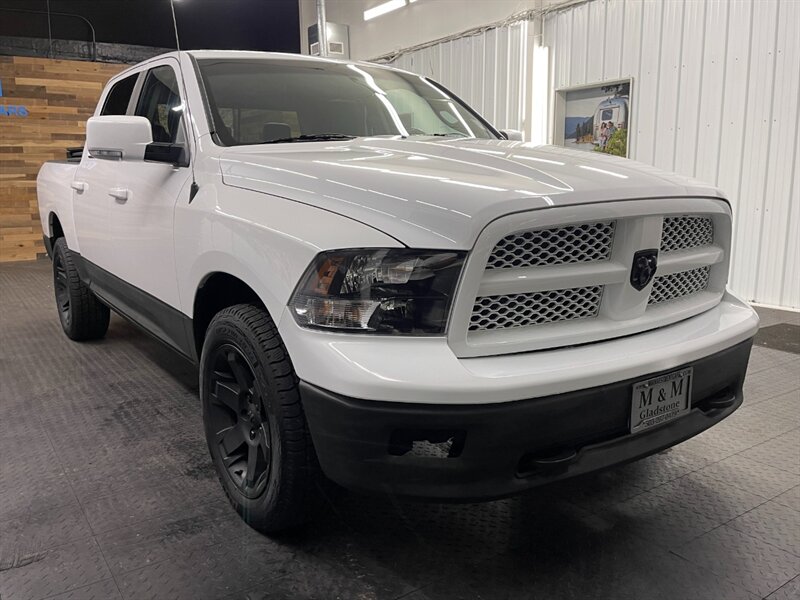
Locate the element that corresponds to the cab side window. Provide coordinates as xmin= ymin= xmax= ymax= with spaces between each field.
xmin=135 ymin=65 xmax=184 ymax=144
xmin=100 ymin=74 xmax=138 ymax=116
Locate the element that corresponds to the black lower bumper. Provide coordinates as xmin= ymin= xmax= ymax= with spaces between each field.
xmin=300 ymin=339 xmax=753 ymax=501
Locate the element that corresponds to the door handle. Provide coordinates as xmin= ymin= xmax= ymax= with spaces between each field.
xmin=108 ymin=187 xmax=129 ymax=202
xmin=71 ymin=181 xmax=87 ymax=193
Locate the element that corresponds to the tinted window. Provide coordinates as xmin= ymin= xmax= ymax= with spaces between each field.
xmin=197 ymin=59 xmax=498 ymax=146
xmin=135 ymin=65 xmax=184 ymax=144
xmin=100 ymin=74 xmax=138 ymax=116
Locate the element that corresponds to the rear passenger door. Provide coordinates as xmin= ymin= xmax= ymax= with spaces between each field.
xmin=72 ymin=71 xmax=139 ymax=269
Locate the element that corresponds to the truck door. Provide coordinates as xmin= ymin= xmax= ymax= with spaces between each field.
xmin=72 ymin=72 xmax=140 ymax=269
xmin=105 ymin=60 xmax=191 ymax=313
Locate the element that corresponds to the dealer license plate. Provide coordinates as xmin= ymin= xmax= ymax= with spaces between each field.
xmin=630 ymin=368 xmax=693 ymax=434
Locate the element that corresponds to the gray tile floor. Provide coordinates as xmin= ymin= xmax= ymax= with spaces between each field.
xmin=1 ymin=260 xmax=798 ymax=600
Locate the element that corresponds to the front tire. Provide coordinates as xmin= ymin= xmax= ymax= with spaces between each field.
xmin=52 ymin=238 xmax=110 ymax=341
xmin=200 ymin=304 xmax=315 ymax=533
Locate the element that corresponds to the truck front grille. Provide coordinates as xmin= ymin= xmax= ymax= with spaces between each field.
xmin=469 ymin=286 xmax=603 ymax=331
xmin=660 ymin=215 xmax=714 ymax=252
xmin=487 ymin=221 xmax=615 ymax=269
xmin=648 ymin=266 xmax=711 ymax=305
xmin=454 ymin=204 xmax=729 ymax=356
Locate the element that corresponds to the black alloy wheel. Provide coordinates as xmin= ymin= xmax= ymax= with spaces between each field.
xmin=207 ymin=344 xmax=272 ymax=499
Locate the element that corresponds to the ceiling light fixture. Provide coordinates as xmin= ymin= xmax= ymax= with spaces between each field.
xmin=364 ymin=0 xmax=406 ymax=21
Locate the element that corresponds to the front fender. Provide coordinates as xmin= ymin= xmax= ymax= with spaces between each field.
xmin=174 ymin=182 xmax=402 ymax=323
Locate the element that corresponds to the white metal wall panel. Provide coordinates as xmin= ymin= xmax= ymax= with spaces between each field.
xmin=733 ymin=0 xmax=780 ymax=300
xmin=672 ymin=0 xmax=706 ymax=177
xmin=602 ymin=0 xmax=625 ymax=80
xmin=585 ymin=0 xmax=606 ymax=84
xmin=544 ymin=0 xmax=800 ymax=308
xmin=569 ymin=3 xmax=590 ymax=85
xmin=695 ymin=0 xmax=730 ymax=186
xmin=756 ymin=0 xmax=800 ymax=300
xmin=652 ymin=0 xmax=683 ymax=170
xmin=634 ymin=0 xmax=664 ymax=167
xmin=391 ymin=21 xmax=529 ymax=132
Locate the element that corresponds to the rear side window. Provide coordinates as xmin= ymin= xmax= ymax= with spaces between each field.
xmin=100 ymin=74 xmax=138 ymax=115
xmin=135 ymin=65 xmax=184 ymax=144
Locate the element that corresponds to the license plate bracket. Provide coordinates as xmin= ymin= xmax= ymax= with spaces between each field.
xmin=630 ymin=367 xmax=693 ymax=434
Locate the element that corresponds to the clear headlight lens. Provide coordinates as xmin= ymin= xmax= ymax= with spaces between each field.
xmin=290 ymin=249 xmax=466 ymax=334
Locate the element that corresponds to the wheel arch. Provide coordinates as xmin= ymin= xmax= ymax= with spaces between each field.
xmin=43 ymin=211 xmax=65 ymax=257
xmin=48 ymin=212 xmax=65 ymax=240
xmin=192 ymin=271 xmax=268 ymax=358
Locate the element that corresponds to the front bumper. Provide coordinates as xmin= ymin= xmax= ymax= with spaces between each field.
xmin=301 ymin=338 xmax=753 ymax=500
xmin=279 ymin=291 xmax=759 ymax=404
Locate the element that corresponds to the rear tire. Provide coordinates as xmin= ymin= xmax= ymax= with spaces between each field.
xmin=200 ymin=304 xmax=316 ymax=533
xmin=52 ymin=238 xmax=110 ymax=341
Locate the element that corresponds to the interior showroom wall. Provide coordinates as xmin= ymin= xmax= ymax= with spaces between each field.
xmin=305 ymin=0 xmax=799 ymax=309
xmin=0 ymin=57 xmax=123 ymax=262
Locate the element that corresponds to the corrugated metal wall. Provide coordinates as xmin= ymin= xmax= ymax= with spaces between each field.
xmin=545 ymin=0 xmax=799 ymax=308
xmin=391 ymin=21 xmax=530 ymax=133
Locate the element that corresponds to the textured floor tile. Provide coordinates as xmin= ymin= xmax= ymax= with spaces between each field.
xmin=648 ymin=470 xmax=768 ymax=524
xmin=114 ymin=538 xmax=292 ymax=600
xmin=80 ymin=475 xmax=224 ymax=534
xmin=606 ymin=490 xmax=720 ymax=548
xmin=755 ymin=323 xmax=800 ymax=354
xmin=743 ymin=364 xmax=800 ymax=406
xmin=95 ymin=501 xmax=255 ymax=575
xmin=698 ymin=454 xmax=800 ymax=499
xmin=728 ymin=500 xmax=800 ymax=557
xmin=0 ymin=471 xmax=79 ymax=525
xmin=739 ymin=428 xmax=800 ymax=475
xmin=44 ymin=578 xmax=124 ymax=600
xmin=773 ymin=486 xmax=800 ymax=511
xmin=692 ymin=418 xmax=773 ymax=455
xmin=672 ymin=432 xmax=741 ymax=463
xmin=767 ymin=575 xmax=800 ymax=600
xmin=747 ymin=347 xmax=799 ymax=374
xmin=547 ymin=468 xmax=648 ymax=512
xmin=0 ymin=537 xmax=112 ymax=600
xmin=62 ymin=426 xmax=214 ymax=505
xmin=727 ymin=392 xmax=800 ymax=438
xmin=0 ymin=502 xmax=94 ymax=563
xmin=613 ymin=447 xmax=707 ymax=490
xmin=224 ymin=553 xmax=417 ymax=600
xmin=405 ymin=538 xmax=758 ymax=600
xmin=675 ymin=525 xmax=800 ymax=598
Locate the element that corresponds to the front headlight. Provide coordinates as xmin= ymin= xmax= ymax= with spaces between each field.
xmin=290 ymin=249 xmax=466 ymax=334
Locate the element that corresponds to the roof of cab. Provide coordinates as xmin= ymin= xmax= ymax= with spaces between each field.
xmin=107 ymin=50 xmax=423 ymax=93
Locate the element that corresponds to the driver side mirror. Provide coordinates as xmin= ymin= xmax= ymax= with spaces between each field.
xmin=499 ymin=129 xmax=524 ymax=141
xmin=86 ymin=116 xmax=188 ymax=167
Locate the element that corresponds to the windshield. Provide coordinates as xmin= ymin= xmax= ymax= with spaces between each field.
xmin=196 ymin=58 xmax=499 ymax=146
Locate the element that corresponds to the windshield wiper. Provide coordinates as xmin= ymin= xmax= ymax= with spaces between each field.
xmin=426 ymin=132 xmax=469 ymax=138
xmin=261 ymin=133 xmax=357 ymax=144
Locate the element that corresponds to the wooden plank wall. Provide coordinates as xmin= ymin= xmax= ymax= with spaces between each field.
xmin=0 ymin=56 xmax=124 ymax=262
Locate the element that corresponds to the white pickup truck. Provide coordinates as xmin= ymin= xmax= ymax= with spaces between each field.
xmin=37 ymin=50 xmax=759 ymax=532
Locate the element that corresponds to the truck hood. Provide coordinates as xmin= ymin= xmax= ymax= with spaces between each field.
xmin=219 ymin=137 xmax=724 ymax=249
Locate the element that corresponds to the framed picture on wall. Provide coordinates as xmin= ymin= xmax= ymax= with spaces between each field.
xmin=553 ymin=78 xmax=633 ymax=158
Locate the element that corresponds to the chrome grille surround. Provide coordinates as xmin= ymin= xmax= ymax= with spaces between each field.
xmin=661 ymin=215 xmax=714 ymax=252
xmin=469 ymin=286 xmax=603 ymax=331
xmin=648 ymin=266 xmax=711 ymax=305
xmin=450 ymin=199 xmax=731 ymax=358
xmin=487 ymin=221 xmax=616 ymax=269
